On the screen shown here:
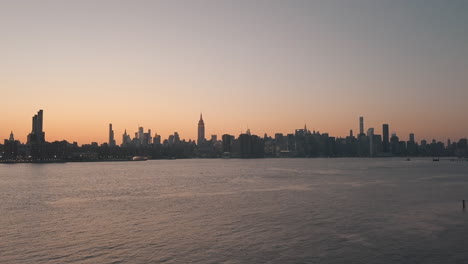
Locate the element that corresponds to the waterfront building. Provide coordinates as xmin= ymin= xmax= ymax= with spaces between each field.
xmin=382 ymin=124 xmax=389 ymax=153
xmin=222 ymin=134 xmax=234 ymax=153
xmin=367 ymin=128 xmax=374 ymax=157
xmin=27 ymin=109 xmax=45 ymax=144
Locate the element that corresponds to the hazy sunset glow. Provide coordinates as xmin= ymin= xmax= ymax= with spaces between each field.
xmin=1 ymin=0 xmax=467 ymax=144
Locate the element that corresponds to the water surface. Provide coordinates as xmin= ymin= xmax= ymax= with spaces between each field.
xmin=1 ymin=158 xmax=467 ymax=263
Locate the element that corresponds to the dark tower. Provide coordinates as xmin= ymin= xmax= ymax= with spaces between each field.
xmin=382 ymin=124 xmax=389 ymax=153
xmin=359 ymin=116 xmax=364 ymax=136
xmin=27 ymin=109 xmax=45 ymax=144
xmin=109 ymin=123 xmax=116 ymax=147
xmin=197 ymin=113 xmax=205 ymax=145
xmin=37 ymin=110 xmax=43 ymax=139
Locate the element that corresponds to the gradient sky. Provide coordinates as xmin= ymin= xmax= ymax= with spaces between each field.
xmin=1 ymin=0 xmax=467 ymax=144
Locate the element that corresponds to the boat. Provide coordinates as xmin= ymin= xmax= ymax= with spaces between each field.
xmin=432 ymin=157 xmax=440 ymax=162
xmin=132 ymin=156 xmax=147 ymax=161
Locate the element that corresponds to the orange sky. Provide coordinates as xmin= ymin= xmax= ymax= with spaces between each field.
xmin=1 ymin=1 xmax=467 ymax=144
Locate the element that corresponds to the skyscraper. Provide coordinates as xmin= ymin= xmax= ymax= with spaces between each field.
xmin=409 ymin=133 xmax=415 ymax=143
xmin=27 ymin=109 xmax=45 ymax=144
xmin=122 ymin=129 xmax=131 ymax=146
xmin=109 ymin=123 xmax=116 ymax=147
xmin=222 ymin=134 xmax=233 ymax=153
xmin=174 ymin=132 xmax=180 ymax=143
xmin=359 ymin=116 xmax=364 ymax=136
xmin=367 ymin=128 xmax=374 ymax=157
xmin=382 ymin=124 xmax=389 ymax=152
xmin=138 ymin=127 xmax=144 ymax=144
xmin=198 ymin=113 xmax=205 ymax=145
xmin=153 ymin=134 xmax=161 ymax=145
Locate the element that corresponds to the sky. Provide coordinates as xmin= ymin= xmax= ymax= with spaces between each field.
xmin=0 ymin=0 xmax=467 ymax=144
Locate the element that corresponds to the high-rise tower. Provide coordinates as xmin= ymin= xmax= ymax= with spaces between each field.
xmin=197 ymin=113 xmax=205 ymax=145
xmin=382 ymin=124 xmax=389 ymax=152
xmin=27 ymin=109 xmax=45 ymax=144
xmin=367 ymin=128 xmax=374 ymax=157
xmin=359 ymin=116 xmax=364 ymax=136
xmin=109 ymin=123 xmax=116 ymax=147
xmin=122 ymin=129 xmax=131 ymax=146
xmin=138 ymin=127 xmax=144 ymax=144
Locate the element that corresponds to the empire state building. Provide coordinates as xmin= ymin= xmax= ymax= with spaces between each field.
xmin=197 ymin=113 xmax=205 ymax=145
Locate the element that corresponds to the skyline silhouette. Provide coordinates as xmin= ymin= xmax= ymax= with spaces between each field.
xmin=0 ymin=108 xmax=467 ymax=145
xmin=2 ymin=109 xmax=467 ymax=162
xmin=3 ymin=109 xmax=467 ymax=148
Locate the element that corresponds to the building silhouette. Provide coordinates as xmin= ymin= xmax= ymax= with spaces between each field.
xmin=222 ymin=134 xmax=233 ymax=153
xmin=407 ymin=133 xmax=417 ymax=156
xmin=359 ymin=116 xmax=364 ymax=136
xmin=382 ymin=124 xmax=389 ymax=153
xmin=3 ymin=109 xmax=468 ymax=162
xmin=109 ymin=123 xmax=116 ymax=147
xmin=3 ymin=131 xmax=19 ymax=159
xmin=153 ymin=134 xmax=161 ymax=145
xmin=27 ymin=109 xmax=45 ymax=144
xmin=197 ymin=113 xmax=205 ymax=145
xmin=239 ymin=133 xmax=264 ymax=158
xmin=138 ymin=127 xmax=144 ymax=145
xmin=367 ymin=128 xmax=374 ymax=157
xmin=122 ymin=129 xmax=131 ymax=146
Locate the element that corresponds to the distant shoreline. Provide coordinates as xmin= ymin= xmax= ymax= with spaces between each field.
xmin=1 ymin=156 xmax=467 ymax=165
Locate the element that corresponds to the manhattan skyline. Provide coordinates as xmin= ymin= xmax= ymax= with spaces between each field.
xmin=3 ymin=109 xmax=465 ymax=148
xmin=1 ymin=0 xmax=467 ymax=143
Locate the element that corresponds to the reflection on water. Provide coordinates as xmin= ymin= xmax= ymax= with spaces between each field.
xmin=1 ymin=158 xmax=467 ymax=263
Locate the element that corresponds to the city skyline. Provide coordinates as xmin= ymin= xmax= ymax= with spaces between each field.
xmin=3 ymin=109 xmax=466 ymax=162
xmin=1 ymin=1 xmax=467 ymax=143
xmin=1 ymin=109 xmax=465 ymax=147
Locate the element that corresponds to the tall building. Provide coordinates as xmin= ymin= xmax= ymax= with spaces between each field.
xmin=138 ymin=127 xmax=144 ymax=144
xmin=382 ymin=124 xmax=389 ymax=152
xmin=153 ymin=134 xmax=161 ymax=145
xmin=367 ymin=128 xmax=374 ymax=157
xmin=222 ymin=134 xmax=233 ymax=153
xmin=147 ymin=129 xmax=153 ymax=144
xmin=122 ymin=129 xmax=131 ymax=146
xmin=359 ymin=116 xmax=364 ymax=136
xmin=197 ymin=113 xmax=205 ymax=145
xmin=109 ymin=123 xmax=116 ymax=147
xmin=409 ymin=133 xmax=415 ymax=143
xmin=143 ymin=132 xmax=151 ymax=145
xmin=27 ymin=109 xmax=45 ymax=144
